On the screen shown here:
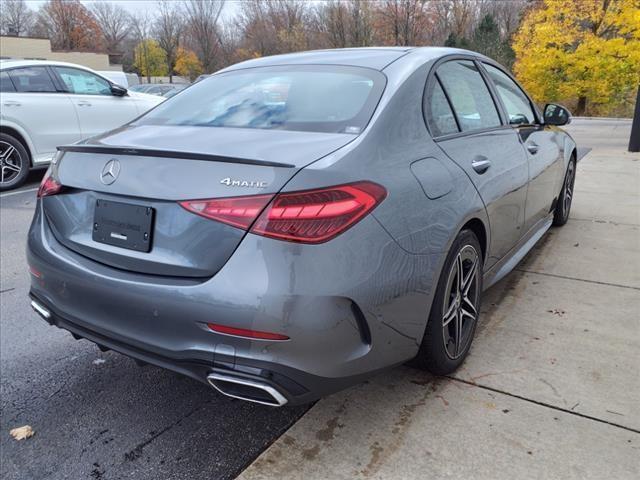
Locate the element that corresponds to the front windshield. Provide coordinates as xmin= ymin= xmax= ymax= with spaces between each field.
xmin=134 ymin=65 xmax=386 ymax=134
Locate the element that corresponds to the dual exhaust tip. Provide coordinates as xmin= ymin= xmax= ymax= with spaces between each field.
xmin=206 ymin=372 xmax=288 ymax=407
xmin=30 ymin=299 xmax=288 ymax=407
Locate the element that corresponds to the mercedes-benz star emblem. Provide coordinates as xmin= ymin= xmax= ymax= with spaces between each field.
xmin=101 ymin=159 xmax=121 ymax=185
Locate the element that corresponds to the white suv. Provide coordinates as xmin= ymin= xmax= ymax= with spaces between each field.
xmin=0 ymin=60 xmax=163 ymax=190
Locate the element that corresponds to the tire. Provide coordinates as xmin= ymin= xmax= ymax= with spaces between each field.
xmin=0 ymin=133 xmax=30 ymax=191
xmin=552 ymin=157 xmax=576 ymax=226
xmin=415 ymin=229 xmax=483 ymax=375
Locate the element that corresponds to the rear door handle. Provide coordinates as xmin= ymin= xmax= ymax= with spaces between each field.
xmin=526 ymin=143 xmax=539 ymax=154
xmin=471 ymin=157 xmax=491 ymax=174
xmin=3 ymin=101 xmax=21 ymax=107
xmin=77 ymin=101 xmax=92 ymax=107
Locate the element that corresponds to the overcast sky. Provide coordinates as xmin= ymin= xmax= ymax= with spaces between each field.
xmin=24 ymin=0 xmax=242 ymax=21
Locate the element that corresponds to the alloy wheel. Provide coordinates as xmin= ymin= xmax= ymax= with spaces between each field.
xmin=442 ymin=244 xmax=480 ymax=359
xmin=562 ymin=161 xmax=575 ymax=220
xmin=0 ymin=141 xmax=22 ymax=185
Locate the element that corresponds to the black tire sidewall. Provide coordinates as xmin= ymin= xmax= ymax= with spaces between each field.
xmin=417 ymin=229 xmax=483 ymax=375
xmin=0 ymin=133 xmax=30 ymax=191
xmin=553 ymin=158 xmax=576 ymax=226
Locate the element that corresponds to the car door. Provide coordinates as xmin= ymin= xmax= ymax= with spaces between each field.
xmin=51 ymin=66 xmax=139 ymax=139
xmin=3 ymin=66 xmax=81 ymax=164
xmin=426 ymin=59 xmax=529 ymax=269
xmin=481 ymin=62 xmax=563 ymax=231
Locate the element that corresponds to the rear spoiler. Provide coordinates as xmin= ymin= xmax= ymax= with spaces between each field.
xmin=57 ymin=145 xmax=295 ymax=169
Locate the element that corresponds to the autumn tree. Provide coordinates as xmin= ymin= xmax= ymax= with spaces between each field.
xmin=91 ymin=2 xmax=130 ymax=53
xmin=155 ymin=1 xmax=184 ymax=82
xmin=0 ymin=0 xmax=34 ymax=36
xmin=134 ymin=39 xmax=168 ymax=79
xmin=34 ymin=0 xmax=101 ymax=51
xmin=174 ymin=47 xmax=204 ymax=81
xmin=513 ymin=0 xmax=640 ymax=116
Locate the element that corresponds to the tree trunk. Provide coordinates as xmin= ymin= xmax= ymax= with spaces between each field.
xmin=576 ymin=96 xmax=587 ymax=116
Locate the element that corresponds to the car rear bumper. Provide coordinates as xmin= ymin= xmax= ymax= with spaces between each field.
xmin=27 ymin=201 xmax=437 ymax=405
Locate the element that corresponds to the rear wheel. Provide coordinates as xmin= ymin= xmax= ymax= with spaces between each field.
xmin=415 ymin=229 xmax=482 ymax=375
xmin=0 ymin=133 xmax=29 ymax=191
xmin=553 ymin=157 xmax=576 ymax=226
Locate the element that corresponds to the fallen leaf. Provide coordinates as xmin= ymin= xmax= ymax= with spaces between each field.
xmin=93 ymin=359 xmax=106 ymax=365
xmin=10 ymin=425 xmax=34 ymax=441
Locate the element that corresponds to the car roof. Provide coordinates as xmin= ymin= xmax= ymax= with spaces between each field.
xmin=0 ymin=59 xmax=104 ymax=73
xmin=221 ymin=47 xmax=478 ymax=72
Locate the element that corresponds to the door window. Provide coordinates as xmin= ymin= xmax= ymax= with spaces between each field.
xmin=7 ymin=67 xmax=56 ymax=93
xmin=424 ymin=78 xmax=459 ymax=137
xmin=437 ymin=60 xmax=501 ymax=132
xmin=54 ymin=67 xmax=112 ymax=95
xmin=0 ymin=71 xmax=16 ymax=92
xmin=483 ymin=63 xmax=536 ymax=125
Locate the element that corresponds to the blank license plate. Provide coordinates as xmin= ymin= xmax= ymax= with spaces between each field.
xmin=92 ymin=199 xmax=154 ymax=252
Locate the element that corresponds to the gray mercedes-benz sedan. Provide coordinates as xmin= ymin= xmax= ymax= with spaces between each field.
xmin=27 ymin=47 xmax=576 ymax=406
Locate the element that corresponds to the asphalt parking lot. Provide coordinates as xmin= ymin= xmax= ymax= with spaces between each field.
xmin=1 ymin=118 xmax=638 ymax=479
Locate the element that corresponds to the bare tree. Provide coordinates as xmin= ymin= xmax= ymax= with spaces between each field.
xmin=374 ymin=0 xmax=433 ymax=46
xmin=0 ymin=0 xmax=34 ymax=36
xmin=486 ymin=0 xmax=530 ymax=39
xmin=183 ymin=0 xmax=226 ymax=73
xmin=91 ymin=1 xmax=130 ymax=53
xmin=155 ymin=1 xmax=184 ymax=82
xmin=129 ymin=11 xmax=154 ymax=82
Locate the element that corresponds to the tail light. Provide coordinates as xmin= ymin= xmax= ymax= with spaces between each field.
xmin=37 ymin=172 xmax=63 ymax=198
xmin=179 ymin=181 xmax=386 ymax=244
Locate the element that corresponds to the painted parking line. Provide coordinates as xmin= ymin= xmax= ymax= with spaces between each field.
xmin=0 ymin=187 xmax=39 ymax=199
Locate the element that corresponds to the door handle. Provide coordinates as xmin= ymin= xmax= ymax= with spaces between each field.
xmin=3 ymin=101 xmax=21 ymax=107
xmin=471 ymin=157 xmax=491 ymax=174
xmin=526 ymin=143 xmax=539 ymax=154
xmin=77 ymin=101 xmax=92 ymax=107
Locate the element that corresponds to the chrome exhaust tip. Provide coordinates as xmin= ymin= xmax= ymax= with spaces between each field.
xmin=30 ymin=300 xmax=51 ymax=321
xmin=207 ymin=372 xmax=288 ymax=407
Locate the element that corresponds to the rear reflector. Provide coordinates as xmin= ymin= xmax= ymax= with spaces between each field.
xmin=207 ymin=323 xmax=290 ymax=341
xmin=179 ymin=181 xmax=386 ymax=244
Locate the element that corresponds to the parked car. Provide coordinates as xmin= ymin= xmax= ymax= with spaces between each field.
xmin=27 ymin=48 xmax=576 ymax=407
xmin=145 ymin=84 xmax=188 ymax=98
xmin=128 ymin=84 xmax=156 ymax=93
xmin=0 ymin=60 xmax=163 ymax=190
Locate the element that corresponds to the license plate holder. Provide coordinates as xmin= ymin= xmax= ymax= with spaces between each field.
xmin=92 ymin=199 xmax=154 ymax=253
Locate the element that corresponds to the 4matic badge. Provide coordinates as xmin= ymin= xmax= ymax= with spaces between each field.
xmin=220 ymin=177 xmax=268 ymax=188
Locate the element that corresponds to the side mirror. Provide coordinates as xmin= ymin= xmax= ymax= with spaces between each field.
xmin=110 ymin=84 xmax=128 ymax=97
xmin=543 ymin=103 xmax=572 ymax=126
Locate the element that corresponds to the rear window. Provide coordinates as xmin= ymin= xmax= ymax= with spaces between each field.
xmin=135 ymin=65 xmax=386 ymax=134
xmin=7 ymin=66 xmax=56 ymax=93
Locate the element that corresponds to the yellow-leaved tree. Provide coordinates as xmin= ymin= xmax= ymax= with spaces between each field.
xmin=512 ymin=0 xmax=640 ymax=116
xmin=134 ymin=40 xmax=168 ymax=82
xmin=174 ymin=48 xmax=204 ymax=82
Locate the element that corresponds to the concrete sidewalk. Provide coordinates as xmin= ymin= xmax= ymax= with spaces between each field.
xmin=239 ymin=119 xmax=640 ymax=480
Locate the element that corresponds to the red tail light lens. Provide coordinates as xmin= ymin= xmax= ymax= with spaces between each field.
xmin=252 ymin=181 xmax=386 ymax=243
xmin=179 ymin=181 xmax=386 ymax=244
xmin=37 ymin=173 xmax=63 ymax=198
xmin=179 ymin=194 xmax=274 ymax=230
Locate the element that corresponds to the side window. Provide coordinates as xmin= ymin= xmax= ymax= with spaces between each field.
xmin=7 ymin=67 xmax=57 ymax=93
xmin=54 ymin=67 xmax=112 ymax=96
xmin=483 ymin=63 xmax=536 ymax=125
xmin=424 ymin=78 xmax=459 ymax=137
xmin=0 ymin=71 xmax=16 ymax=92
xmin=437 ymin=60 xmax=501 ymax=132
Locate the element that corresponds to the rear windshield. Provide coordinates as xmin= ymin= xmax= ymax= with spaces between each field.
xmin=134 ymin=65 xmax=386 ymax=134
